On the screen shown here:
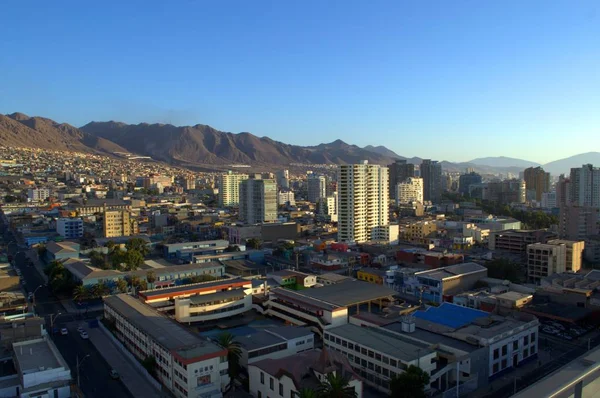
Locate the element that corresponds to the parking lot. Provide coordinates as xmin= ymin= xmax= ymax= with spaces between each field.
xmin=539 ymin=318 xmax=594 ymax=342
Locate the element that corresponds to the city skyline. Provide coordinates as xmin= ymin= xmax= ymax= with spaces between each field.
xmin=1 ymin=1 xmax=599 ymax=163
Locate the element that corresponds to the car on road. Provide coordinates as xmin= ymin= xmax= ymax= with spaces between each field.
xmin=77 ymin=326 xmax=85 ymax=333
xmin=109 ymin=369 xmax=120 ymax=380
xmin=20 ymin=279 xmax=26 ymax=286
xmin=60 ymin=328 xmax=68 ymax=335
xmin=79 ymin=331 xmax=89 ymax=340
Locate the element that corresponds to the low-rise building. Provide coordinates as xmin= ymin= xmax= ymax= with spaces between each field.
xmin=44 ymin=240 xmax=80 ymax=262
xmin=400 ymin=221 xmax=437 ymax=244
xmin=104 ymin=294 xmax=229 ymax=398
xmin=163 ymin=240 xmax=230 ymax=260
xmin=248 ymin=349 xmax=362 ymax=398
xmin=266 ymin=270 xmax=317 ymax=289
xmin=357 ymin=268 xmax=387 ymax=285
xmin=489 ymin=229 xmax=557 ymax=255
xmin=56 ymin=217 xmax=83 ymax=239
xmin=527 ymin=242 xmax=567 ymax=284
xmin=370 ymin=224 xmax=399 ymax=244
xmin=234 ymin=326 xmax=314 ymax=369
xmin=547 ymin=239 xmax=585 ymax=273
xmin=316 ymin=273 xmax=353 ymax=286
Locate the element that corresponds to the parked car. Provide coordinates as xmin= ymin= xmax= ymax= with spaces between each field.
xmin=79 ymin=331 xmax=89 ymax=340
xmin=60 ymin=328 xmax=68 ymax=335
xmin=77 ymin=326 xmax=85 ymax=333
xmin=109 ymin=369 xmax=120 ymax=380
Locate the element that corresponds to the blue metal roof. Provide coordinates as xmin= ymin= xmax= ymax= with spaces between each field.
xmin=414 ymin=302 xmax=489 ymax=329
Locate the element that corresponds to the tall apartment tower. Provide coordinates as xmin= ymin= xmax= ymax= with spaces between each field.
xmin=569 ymin=164 xmax=600 ymax=208
xmin=218 ymin=171 xmax=248 ymax=207
xmin=396 ymin=177 xmax=423 ymax=205
xmin=388 ymin=160 xmax=415 ymax=199
xmin=239 ymin=177 xmax=278 ymax=224
xmin=275 ymin=170 xmax=289 ymax=189
xmin=556 ymin=174 xmax=571 ymax=208
xmin=559 ymin=206 xmax=600 ymax=240
xmin=421 ymin=159 xmax=442 ymax=203
xmin=337 ymin=161 xmax=389 ymax=243
xmin=307 ymin=175 xmax=327 ymax=203
xmin=523 ymin=166 xmax=550 ymax=202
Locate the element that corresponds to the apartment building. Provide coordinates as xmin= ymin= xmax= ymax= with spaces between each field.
xmin=421 ymin=159 xmax=442 ymax=203
xmin=103 ymin=208 xmax=138 ymax=238
xmin=547 ymin=239 xmax=585 ymax=273
xmin=569 ymin=164 xmax=600 ymax=208
xmin=459 ymin=172 xmax=482 ymax=196
xmin=524 ymin=167 xmax=550 ymax=202
xmin=317 ymin=193 xmax=337 ymax=222
xmin=239 ymin=177 xmax=277 ymax=224
xmin=400 ymin=221 xmax=437 ymax=244
xmin=370 ymin=224 xmax=399 ymax=244
xmin=56 ymin=217 xmax=83 ymax=238
xmin=307 ymin=174 xmax=327 ymax=203
xmin=337 ymin=161 xmax=389 ymax=243
xmin=527 ymin=242 xmax=567 ymax=284
xmin=489 ymin=229 xmax=557 ymax=255
xmin=396 ymin=177 xmax=423 ymax=205
xmin=217 ymin=171 xmax=248 ymax=207
xmin=388 ymin=159 xmax=415 ymax=199
xmin=27 ymin=188 xmax=50 ymax=202
xmin=558 ymin=206 xmax=599 ymax=240
xmin=104 ymin=294 xmax=229 ymax=398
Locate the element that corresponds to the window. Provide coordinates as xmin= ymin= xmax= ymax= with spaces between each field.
xmin=361 ymin=359 xmax=367 ymax=367
xmin=531 ymin=333 xmax=536 ymax=342
xmin=501 ymin=359 xmax=507 ymax=369
xmin=493 ymin=363 xmax=499 ymax=374
xmin=383 ymin=368 xmax=389 ymax=377
xmin=348 ymin=343 xmax=354 ymax=350
xmin=342 ymin=340 xmax=347 ymax=348
xmin=261 ymin=372 xmax=264 ymax=385
xmin=375 ymin=353 xmax=382 ymax=361
xmin=335 ymin=337 xmax=341 ymax=345
xmin=383 ymin=356 xmax=389 ymax=365
xmin=258 ymin=392 xmax=262 ymax=398
xmin=279 ymin=383 xmax=283 ymax=396
xmin=530 ymin=345 xmax=536 ymax=355
xmin=502 ymin=345 xmax=507 ymax=356
xmin=354 ymin=344 xmax=360 ymax=353
xmin=390 ymin=359 xmax=397 ymax=367
xmin=513 ymin=341 xmax=518 ymax=350
xmin=361 ymin=347 xmax=367 ymax=355
xmin=524 ymin=335 xmax=529 ymax=345
xmin=368 ymin=350 xmax=374 ymax=358
xmin=493 ymin=348 xmax=499 ymax=360
xmin=270 ymin=378 xmax=274 ymax=390
xmin=523 ymin=348 xmax=529 ymax=357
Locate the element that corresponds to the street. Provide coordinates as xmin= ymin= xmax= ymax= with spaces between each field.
xmin=4 ymin=226 xmax=132 ymax=398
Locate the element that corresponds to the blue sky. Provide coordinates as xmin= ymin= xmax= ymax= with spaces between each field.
xmin=1 ymin=1 xmax=598 ymax=163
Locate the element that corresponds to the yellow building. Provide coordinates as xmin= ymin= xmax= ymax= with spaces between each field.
xmin=401 ymin=221 xmax=437 ymax=244
xmin=547 ymin=239 xmax=585 ymax=273
xmin=103 ymin=208 xmax=139 ymax=238
xmin=357 ymin=269 xmax=385 ymax=285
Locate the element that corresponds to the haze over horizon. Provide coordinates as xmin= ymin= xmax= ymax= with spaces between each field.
xmin=1 ymin=1 xmax=598 ymax=164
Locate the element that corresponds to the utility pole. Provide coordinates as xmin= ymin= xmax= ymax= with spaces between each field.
xmin=76 ymin=354 xmax=90 ymax=388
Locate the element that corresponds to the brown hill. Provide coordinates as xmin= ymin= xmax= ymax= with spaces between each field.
xmin=80 ymin=121 xmax=394 ymax=165
xmin=0 ymin=113 xmax=128 ymax=154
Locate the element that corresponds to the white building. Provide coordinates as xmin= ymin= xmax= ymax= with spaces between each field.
xmin=104 ymin=294 xmax=229 ymax=398
xmin=396 ymin=177 xmax=424 ymax=205
xmin=235 ymin=326 xmax=314 ymax=369
xmin=338 ymin=161 xmax=389 ymax=243
xmin=249 ymin=349 xmax=362 ymax=398
xmin=370 ymin=224 xmax=399 ymax=244
xmin=277 ymin=190 xmax=295 ymax=206
xmin=27 ymin=188 xmax=50 ymax=202
xmin=217 ymin=171 xmax=248 ymax=207
xmin=324 ymin=323 xmax=436 ymax=395
xmin=462 ymin=223 xmax=490 ymax=243
xmin=56 ymin=217 xmax=84 ymax=239
xmin=570 ymin=164 xmax=600 ymax=209
xmin=317 ymin=193 xmax=338 ymax=222
xmin=239 ymin=177 xmax=277 ymax=224
xmin=307 ymin=175 xmax=327 ymax=203
xmin=5 ymin=338 xmax=72 ymax=398
xmin=275 ymin=169 xmax=289 ymax=189
xmin=541 ymin=191 xmax=557 ymax=209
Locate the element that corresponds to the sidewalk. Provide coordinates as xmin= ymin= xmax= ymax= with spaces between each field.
xmin=87 ymin=326 xmax=161 ymax=398
xmin=25 ymin=249 xmax=48 ymax=284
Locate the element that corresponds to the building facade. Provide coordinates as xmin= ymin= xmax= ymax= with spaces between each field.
xmin=56 ymin=217 xmax=83 ymax=239
xmin=459 ymin=172 xmax=482 ymax=196
xmin=559 ymin=206 xmax=600 ymax=240
xmin=396 ymin=177 xmax=423 ymax=205
xmin=239 ymin=177 xmax=277 ymax=224
xmin=388 ymin=160 xmax=415 ymax=199
xmin=103 ymin=208 xmax=138 ymax=238
xmin=27 ymin=188 xmax=50 ymax=202
xmin=524 ymin=167 xmax=550 ymax=202
xmin=217 ymin=171 xmax=248 ymax=207
xmin=337 ymin=161 xmax=389 ymax=243
xmin=421 ymin=159 xmax=442 ymax=203
xmin=569 ymin=164 xmax=600 ymax=208
xmin=527 ymin=242 xmax=567 ymax=284
xmin=307 ymin=174 xmax=327 ymax=203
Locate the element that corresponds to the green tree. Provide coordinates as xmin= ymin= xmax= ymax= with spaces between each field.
xmin=297 ymin=389 xmax=318 ymax=398
xmin=485 ymin=258 xmax=522 ymax=283
xmin=246 ymin=238 xmax=262 ymax=250
xmin=89 ymin=250 xmax=108 ymax=269
xmin=105 ymin=240 xmax=116 ymax=251
xmin=115 ymin=278 xmax=128 ymax=293
xmin=73 ymin=284 xmax=88 ymax=302
xmin=189 ymin=274 xmax=216 ymax=283
xmin=124 ymin=250 xmax=144 ymax=271
xmin=217 ymin=332 xmax=241 ymax=384
xmin=389 ymin=365 xmax=430 ymax=398
xmin=3 ymin=195 xmax=17 ymax=203
xmin=318 ymin=373 xmax=357 ymax=398
xmin=126 ymin=238 xmax=150 ymax=256
xmin=109 ymin=249 xmax=125 ymax=269
xmin=146 ymin=270 xmax=156 ymax=286
xmin=37 ymin=244 xmax=47 ymax=259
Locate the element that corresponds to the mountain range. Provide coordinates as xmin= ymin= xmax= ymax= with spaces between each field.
xmin=1 ymin=112 xmax=598 ymax=175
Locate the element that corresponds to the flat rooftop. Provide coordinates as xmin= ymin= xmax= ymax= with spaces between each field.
xmin=13 ymin=338 xmax=64 ymax=373
xmin=416 ymin=262 xmax=486 ymax=280
xmin=235 ymin=327 xmax=313 ymax=351
xmin=317 ymin=273 xmax=352 ymax=282
xmin=140 ymin=277 xmax=247 ymax=299
xmin=104 ymin=294 xmax=223 ymax=357
xmin=414 ymin=303 xmax=490 ymax=329
xmin=327 ymin=324 xmax=433 ymax=362
xmin=298 ymin=280 xmax=397 ymax=307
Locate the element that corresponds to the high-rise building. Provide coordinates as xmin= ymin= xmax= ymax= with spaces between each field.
xmin=337 ymin=161 xmax=389 ymax=243
xmin=317 ymin=192 xmax=338 ymax=222
xmin=388 ymin=160 xmax=415 ymax=199
xmin=458 ymin=172 xmax=482 ymax=196
xmin=421 ymin=160 xmax=442 ymax=203
xmin=523 ymin=167 xmax=550 ymax=202
xmin=559 ymin=206 xmax=600 ymax=240
xmin=556 ymin=174 xmax=571 ymax=208
xmin=275 ymin=170 xmax=289 ymax=189
xmin=569 ymin=164 xmax=600 ymax=209
xmin=396 ymin=177 xmax=423 ymax=205
xmin=239 ymin=177 xmax=277 ymax=224
xmin=103 ymin=207 xmax=138 ymax=238
xmin=307 ymin=175 xmax=327 ymax=203
xmin=218 ymin=171 xmax=248 ymax=207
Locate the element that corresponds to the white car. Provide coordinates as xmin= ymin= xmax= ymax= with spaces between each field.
xmin=79 ymin=331 xmax=89 ymax=340
xmin=60 ymin=328 xmax=68 ymax=335
xmin=77 ymin=326 xmax=85 ymax=333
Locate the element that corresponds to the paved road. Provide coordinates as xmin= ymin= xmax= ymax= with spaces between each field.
xmin=4 ymin=226 xmax=132 ymax=398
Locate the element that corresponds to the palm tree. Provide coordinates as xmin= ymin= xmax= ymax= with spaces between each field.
xmin=73 ymin=285 xmax=88 ymax=302
xmin=297 ymin=388 xmax=318 ymax=398
xmin=318 ymin=373 xmax=357 ymax=398
xmin=115 ymin=278 xmax=128 ymax=293
xmin=216 ymin=332 xmax=241 ymax=386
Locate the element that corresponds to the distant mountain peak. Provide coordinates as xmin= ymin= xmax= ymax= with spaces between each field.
xmin=7 ymin=112 xmax=30 ymax=120
xmin=363 ymin=144 xmax=403 ymax=159
xmin=468 ymin=156 xmax=540 ymax=169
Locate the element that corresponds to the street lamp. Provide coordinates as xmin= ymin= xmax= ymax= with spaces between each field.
xmin=31 ymin=284 xmax=44 ymax=310
xmin=76 ymin=354 xmax=91 ymax=388
xmin=50 ymin=312 xmax=62 ymax=330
